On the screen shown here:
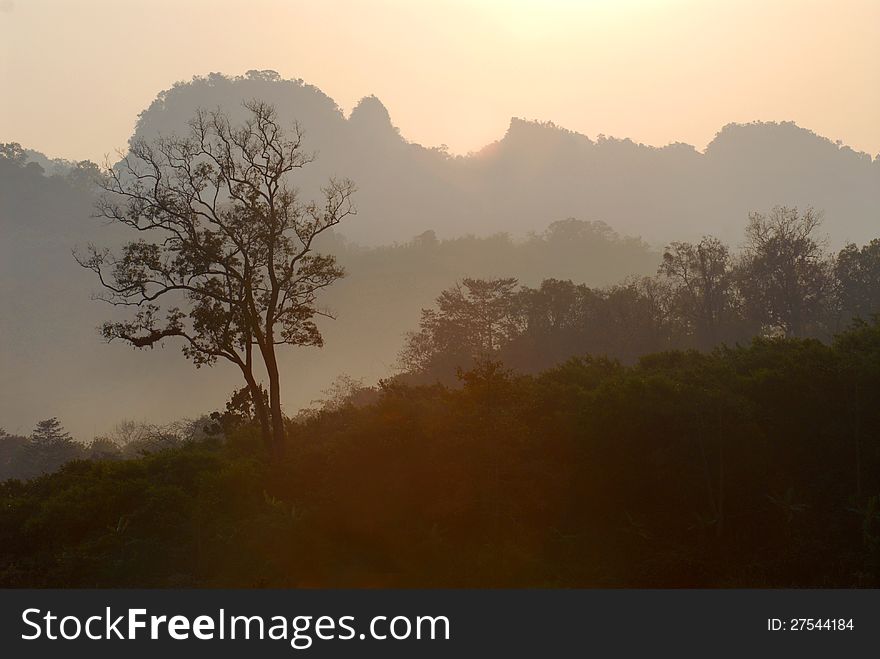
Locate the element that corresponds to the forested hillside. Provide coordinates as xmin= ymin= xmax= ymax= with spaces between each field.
xmin=2 ymin=320 xmax=879 ymax=587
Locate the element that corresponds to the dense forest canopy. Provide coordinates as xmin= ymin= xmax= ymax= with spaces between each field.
xmin=3 ymin=319 xmax=880 ymax=587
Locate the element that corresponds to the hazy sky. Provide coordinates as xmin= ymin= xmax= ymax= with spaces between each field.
xmin=1 ymin=0 xmax=878 ymax=162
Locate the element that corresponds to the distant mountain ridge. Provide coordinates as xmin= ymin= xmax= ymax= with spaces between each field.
xmin=128 ymin=70 xmax=879 ymax=246
xmin=3 ymin=69 xmax=879 ymax=438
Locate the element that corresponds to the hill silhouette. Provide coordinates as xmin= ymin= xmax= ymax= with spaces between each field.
xmin=129 ymin=71 xmax=879 ymax=246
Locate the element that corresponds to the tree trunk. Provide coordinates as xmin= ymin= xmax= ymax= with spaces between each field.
xmin=241 ymin=368 xmax=271 ymax=449
xmin=716 ymin=440 xmax=725 ymax=539
xmin=264 ymin=345 xmax=286 ymax=453
xmin=853 ymin=381 xmax=862 ymax=501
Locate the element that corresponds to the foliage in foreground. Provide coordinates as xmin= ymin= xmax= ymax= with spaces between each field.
xmin=2 ymin=321 xmax=880 ymax=588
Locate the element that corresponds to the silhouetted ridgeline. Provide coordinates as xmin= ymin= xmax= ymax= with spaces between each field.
xmin=2 ymin=320 xmax=879 ymax=587
xmin=131 ymin=71 xmax=879 ymax=246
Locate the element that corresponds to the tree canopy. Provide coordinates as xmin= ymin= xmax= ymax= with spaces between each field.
xmin=78 ymin=101 xmax=356 ymax=450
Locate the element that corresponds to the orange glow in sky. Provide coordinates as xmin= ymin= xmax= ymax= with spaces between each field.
xmin=1 ymin=0 xmax=878 ymax=161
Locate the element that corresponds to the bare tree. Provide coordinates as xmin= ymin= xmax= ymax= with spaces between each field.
xmin=77 ymin=100 xmax=356 ymax=451
xmin=735 ymin=206 xmax=832 ymax=338
xmin=659 ymin=236 xmax=739 ymax=348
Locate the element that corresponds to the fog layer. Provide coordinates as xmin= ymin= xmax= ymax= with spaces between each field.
xmin=1 ymin=72 xmax=878 ymax=437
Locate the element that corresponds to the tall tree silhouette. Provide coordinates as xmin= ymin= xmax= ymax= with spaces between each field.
xmin=836 ymin=239 xmax=880 ymax=327
xmin=400 ymin=278 xmax=520 ymax=376
xmin=659 ymin=236 xmax=739 ymax=348
xmin=78 ymin=101 xmax=356 ymax=450
xmin=736 ymin=206 xmax=832 ymax=338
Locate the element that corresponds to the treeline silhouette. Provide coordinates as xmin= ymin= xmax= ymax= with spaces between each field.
xmin=2 ymin=205 xmax=877 ymax=479
xmin=0 ymin=419 xmax=210 ymax=482
xmin=2 ymin=319 xmax=879 ymax=587
xmin=401 ymin=207 xmax=880 ymax=383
